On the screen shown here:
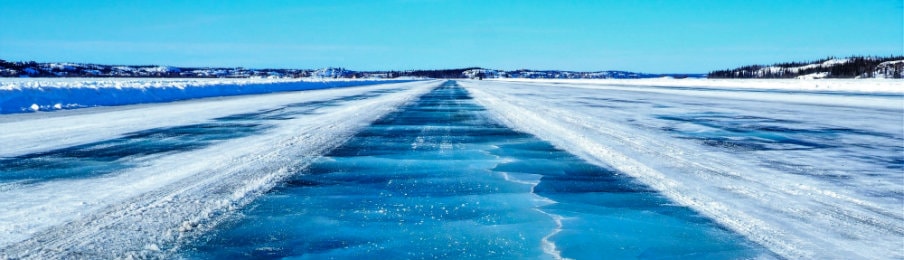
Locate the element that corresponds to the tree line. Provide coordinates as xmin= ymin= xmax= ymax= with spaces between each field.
xmin=709 ymin=55 xmax=904 ymax=79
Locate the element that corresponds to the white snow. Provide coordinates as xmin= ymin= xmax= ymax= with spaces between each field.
xmin=491 ymin=78 xmax=904 ymax=93
xmin=819 ymin=58 xmax=850 ymax=67
xmin=747 ymin=59 xmax=855 ymax=78
xmin=796 ymin=72 xmax=829 ymax=79
xmin=0 ymin=77 xmax=414 ymax=114
xmin=0 ymin=77 xmax=299 ymax=91
xmin=0 ymin=81 xmax=406 ymax=157
xmin=788 ymin=59 xmax=851 ymax=73
xmin=0 ymin=80 xmax=440 ymax=257
xmin=873 ymin=60 xmax=904 ymax=79
xmin=2 ymin=77 xmax=901 ymax=258
xmin=460 ymin=79 xmax=904 ymax=259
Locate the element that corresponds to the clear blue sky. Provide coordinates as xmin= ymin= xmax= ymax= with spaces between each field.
xmin=1 ymin=0 xmax=901 ymax=73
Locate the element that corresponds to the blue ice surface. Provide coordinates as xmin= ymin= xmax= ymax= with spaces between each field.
xmin=0 ymin=88 xmax=406 ymax=184
xmin=0 ymin=79 xmax=416 ymax=114
xmin=181 ymin=81 xmax=769 ymax=259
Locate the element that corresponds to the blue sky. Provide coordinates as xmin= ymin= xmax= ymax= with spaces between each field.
xmin=1 ymin=0 xmax=901 ymax=73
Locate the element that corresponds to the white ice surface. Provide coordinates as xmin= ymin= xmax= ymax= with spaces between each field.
xmin=492 ymin=78 xmax=904 ymax=94
xmin=0 ymin=80 xmax=440 ymax=258
xmin=460 ymin=79 xmax=904 ymax=259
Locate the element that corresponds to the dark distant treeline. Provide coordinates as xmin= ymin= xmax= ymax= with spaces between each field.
xmin=0 ymin=59 xmax=489 ymax=79
xmin=1 ymin=60 xmax=679 ymax=79
xmin=349 ymin=68 xmax=482 ymax=79
xmin=404 ymin=68 xmax=482 ymax=78
xmin=709 ymin=55 xmax=904 ymax=79
xmin=0 ymin=59 xmax=311 ymax=78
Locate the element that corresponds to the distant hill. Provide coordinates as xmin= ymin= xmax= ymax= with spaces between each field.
xmin=0 ymin=60 xmax=700 ymax=79
xmin=709 ymin=55 xmax=904 ymax=79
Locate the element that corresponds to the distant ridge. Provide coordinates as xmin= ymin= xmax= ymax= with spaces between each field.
xmin=709 ymin=55 xmax=904 ymax=79
xmin=0 ymin=60 xmax=700 ymax=79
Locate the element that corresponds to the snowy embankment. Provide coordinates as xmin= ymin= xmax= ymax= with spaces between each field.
xmin=492 ymin=78 xmax=904 ymax=93
xmin=460 ymin=79 xmax=903 ymax=259
xmin=0 ymin=80 xmax=440 ymax=258
xmin=0 ymin=77 xmax=416 ymax=114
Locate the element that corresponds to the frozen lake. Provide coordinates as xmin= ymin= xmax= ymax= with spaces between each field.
xmin=181 ymin=81 xmax=768 ymax=259
xmin=1 ymin=78 xmax=901 ymax=259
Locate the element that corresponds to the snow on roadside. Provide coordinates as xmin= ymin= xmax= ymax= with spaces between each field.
xmin=460 ymin=79 xmax=903 ymax=259
xmin=0 ymin=77 xmax=417 ymax=114
xmin=0 ymin=80 xmax=440 ymax=258
xmin=491 ymin=78 xmax=904 ymax=93
xmin=0 ymin=81 xmax=428 ymax=157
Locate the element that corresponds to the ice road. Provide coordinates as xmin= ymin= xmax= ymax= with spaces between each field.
xmin=179 ymin=81 xmax=768 ymax=259
xmin=0 ymin=78 xmax=901 ymax=259
xmin=461 ymin=79 xmax=903 ymax=259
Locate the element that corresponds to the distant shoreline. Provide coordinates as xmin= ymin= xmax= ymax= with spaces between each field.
xmin=2 ymin=55 xmax=902 ymax=79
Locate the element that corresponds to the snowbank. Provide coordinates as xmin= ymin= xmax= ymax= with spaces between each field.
xmin=491 ymin=78 xmax=904 ymax=93
xmin=0 ymin=78 xmax=417 ymax=114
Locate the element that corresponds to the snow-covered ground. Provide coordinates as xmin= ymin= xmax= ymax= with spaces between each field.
xmin=1 ymin=77 xmax=901 ymax=258
xmin=0 ymin=77 xmax=414 ymax=114
xmin=460 ymin=79 xmax=903 ymax=259
xmin=493 ymin=78 xmax=904 ymax=93
xmin=0 ymin=80 xmax=439 ymax=258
